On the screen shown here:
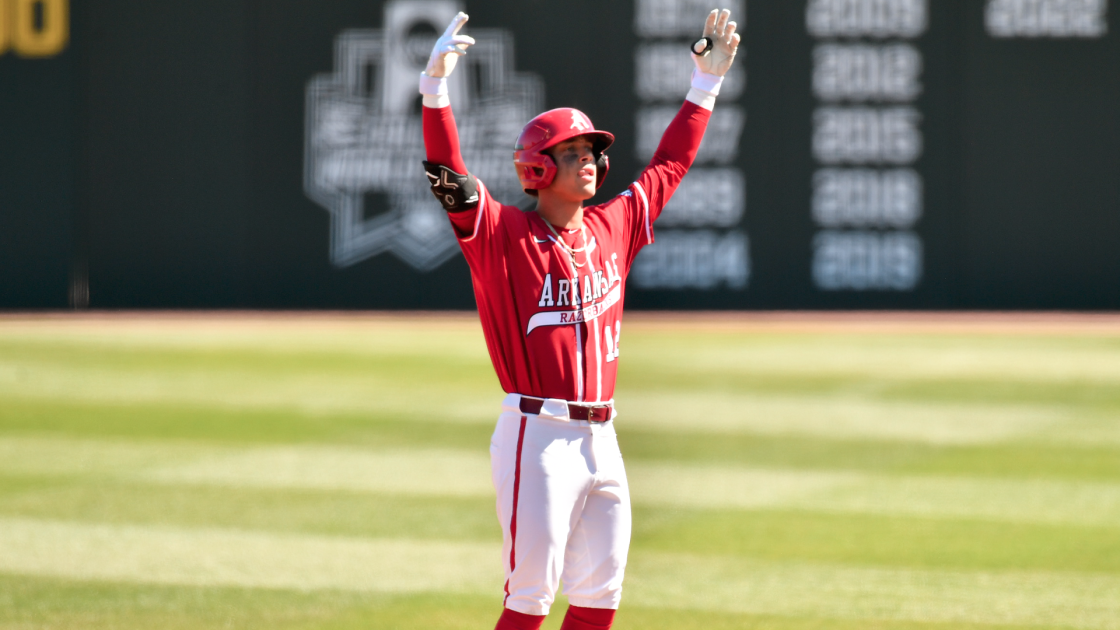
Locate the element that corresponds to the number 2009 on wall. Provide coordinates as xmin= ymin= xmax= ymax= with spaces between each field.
xmin=0 ymin=0 xmax=68 ymax=58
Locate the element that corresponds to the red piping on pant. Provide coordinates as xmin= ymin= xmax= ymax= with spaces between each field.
xmin=504 ymin=415 xmax=528 ymax=606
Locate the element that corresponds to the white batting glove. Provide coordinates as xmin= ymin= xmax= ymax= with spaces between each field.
xmin=423 ymin=12 xmax=475 ymax=79
xmin=691 ymin=8 xmax=741 ymax=77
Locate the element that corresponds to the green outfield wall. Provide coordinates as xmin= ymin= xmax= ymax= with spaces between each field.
xmin=2 ymin=0 xmax=1118 ymax=309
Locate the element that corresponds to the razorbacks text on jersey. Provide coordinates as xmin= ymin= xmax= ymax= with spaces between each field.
xmin=423 ymin=101 xmax=711 ymax=403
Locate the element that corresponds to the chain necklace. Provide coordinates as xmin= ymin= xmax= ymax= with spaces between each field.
xmin=542 ymin=219 xmax=588 ymax=269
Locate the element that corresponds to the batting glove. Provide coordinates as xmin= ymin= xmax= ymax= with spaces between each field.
xmin=422 ymin=12 xmax=475 ymax=80
xmin=691 ymin=8 xmax=741 ymax=78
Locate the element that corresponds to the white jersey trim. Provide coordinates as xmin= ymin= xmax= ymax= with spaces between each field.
xmin=457 ymin=180 xmax=488 ymax=243
xmin=525 ymin=285 xmax=622 ymax=336
xmin=632 ymin=181 xmax=652 ymax=245
xmin=583 ymin=235 xmax=603 ymax=403
xmin=575 ymin=321 xmax=584 ymax=402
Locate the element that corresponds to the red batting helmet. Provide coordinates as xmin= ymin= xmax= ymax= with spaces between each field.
xmin=513 ymin=108 xmax=614 ymax=194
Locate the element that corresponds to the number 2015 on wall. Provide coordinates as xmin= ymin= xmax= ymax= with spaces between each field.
xmin=0 ymin=0 xmax=68 ymax=58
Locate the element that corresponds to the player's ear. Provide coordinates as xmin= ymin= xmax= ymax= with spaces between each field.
xmin=540 ymin=152 xmax=557 ymax=172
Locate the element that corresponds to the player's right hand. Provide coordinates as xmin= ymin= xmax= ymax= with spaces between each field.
xmin=692 ymin=8 xmax=741 ymax=77
xmin=423 ymin=12 xmax=476 ymax=79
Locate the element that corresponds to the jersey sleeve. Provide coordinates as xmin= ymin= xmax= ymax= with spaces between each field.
xmin=422 ymin=104 xmax=468 ymax=173
xmin=421 ymin=103 xmax=509 ymax=268
xmin=422 ymin=103 xmax=493 ymax=241
xmin=620 ymin=100 xmax=711 ymax=267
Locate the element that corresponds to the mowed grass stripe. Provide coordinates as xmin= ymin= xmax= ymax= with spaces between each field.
xmin=3 ymin=517 xmax=1119 ymax=629
xmin=0 ymin=358 xmax=1097 ymax=445
xmin=5 ymin=326 xmax=1120 ymax=447
xmin=8 ymin=317 xmax=1120 ymax=383
xmin=0 ymin=437 xmax=497 ymax=497
xmin=619 ymin=430 xmax=1120 ymax=480
xmin=0 ymin=399 xmax=496 ymax=450
xmin=5 ymin=402 xmax=1119 ymax=481
xmin=0 ymin=315 xmax=490 ymax=358
xmin=0 ymin=436 xmax=212 ymax=477
xmin=628 ymin=463 xmax=1120 ymax=525
xmin=620 ymin=392 xmax=1087 ymax=445
xmin=623 ymin=330 xmax=1120 ymax=384
xmin=0 ymin=483 xmax=503 ymax=543
xmin=3 ymin=480 xmax=1118 ymax=575
xmin=632 ymin=508 xmax=1120 ymax=574
xmin=0 ymin=357 xmax=501 ymax=422
xmin=144 ymin=445 xmax=1120 ymax=526
xmin=0 ymin=518 xmax=502 ymax=594
xmin=5 ymin=438 xmax=1119 ymax=526
xmin=3 ymin=361 xmax=1115 ymax=446
xmin=625 ymin=554 xmax=1120 ymax=629
xmin=149 ymin=446 xmax=494 ymax=497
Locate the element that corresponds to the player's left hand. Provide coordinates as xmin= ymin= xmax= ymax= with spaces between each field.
xmin=691 ymin=8 xmax=741 ymax=77
xmin=423 ymin=12 xmax=476 ymax=79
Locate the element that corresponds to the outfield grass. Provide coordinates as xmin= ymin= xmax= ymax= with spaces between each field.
xmin=1 ymin=313 xmax=1119 ymax=629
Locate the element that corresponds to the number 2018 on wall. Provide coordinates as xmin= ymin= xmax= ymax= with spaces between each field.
xmin=0 ymin=0 xmax=68 ymax=58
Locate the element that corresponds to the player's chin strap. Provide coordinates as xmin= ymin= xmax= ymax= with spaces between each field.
xmin=423 ymin=161 xmax=480 ymax=213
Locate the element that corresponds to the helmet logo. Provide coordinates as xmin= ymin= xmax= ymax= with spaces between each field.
xmin=570 ymin=111 xmax=592 ymax=132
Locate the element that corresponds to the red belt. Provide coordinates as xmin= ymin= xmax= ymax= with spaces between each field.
xmin=519 ymin=396 xmax=612 ymax=423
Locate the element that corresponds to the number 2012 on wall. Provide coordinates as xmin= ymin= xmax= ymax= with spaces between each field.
xmin=0 ymin=0 xmax=68 ymax=58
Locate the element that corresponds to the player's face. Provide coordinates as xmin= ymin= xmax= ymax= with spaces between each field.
xmin=546 ymin=136 xmax=597 ymax=201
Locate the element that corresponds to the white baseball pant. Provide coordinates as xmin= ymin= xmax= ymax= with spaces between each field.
xmin=490 ymin=393 xmax=632 ymax=616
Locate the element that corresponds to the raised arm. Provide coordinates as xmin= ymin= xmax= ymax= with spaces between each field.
xmin=631 ymin=8 xmax=742 ymax=245
xmin=420 ymin=13 xmax=475 ymax=207
xmin=688 ymin=8 xmax=742 ymax=109
xmin=649 ymin=8 xmax=741 ymax=171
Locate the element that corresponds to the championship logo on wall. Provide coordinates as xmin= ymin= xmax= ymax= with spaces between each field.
xmin=304 ymin=0 xmax=543 ymax=270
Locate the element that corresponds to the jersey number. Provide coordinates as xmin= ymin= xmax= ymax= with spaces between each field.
xmin=604 ymin=321 xmax=621 ymax=363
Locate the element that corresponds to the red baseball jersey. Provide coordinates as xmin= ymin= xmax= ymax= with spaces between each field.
xmin=423 ymin=101 xmax=711 ymax=403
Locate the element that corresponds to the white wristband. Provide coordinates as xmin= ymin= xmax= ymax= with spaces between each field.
xmin=419 ymin=73 xmax=448 ymax=96
xmin=690 ymin=68 xmax=723 ymax=96
xmin=423 ymin=94 xmax=451 ymax=109
xmin=685 ymin=88 xmax=717 ymax=111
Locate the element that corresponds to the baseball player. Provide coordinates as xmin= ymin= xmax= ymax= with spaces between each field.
xmin=419 ymin=8 xmax=740 ymax=630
